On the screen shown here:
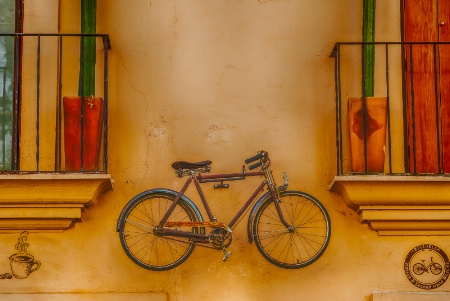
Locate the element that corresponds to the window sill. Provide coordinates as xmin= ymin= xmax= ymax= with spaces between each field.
xmin=0 ymin=173 xmax=113 ymax=232
xmin=329 ymin=175 xmax=450 ymax=235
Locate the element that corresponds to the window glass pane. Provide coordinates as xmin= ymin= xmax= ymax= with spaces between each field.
xmin=0 ymin=0 xmax=14 ymax=171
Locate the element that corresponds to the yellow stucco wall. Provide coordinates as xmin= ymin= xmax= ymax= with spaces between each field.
xmin=2 ymin=1 xmax=450 ymax=300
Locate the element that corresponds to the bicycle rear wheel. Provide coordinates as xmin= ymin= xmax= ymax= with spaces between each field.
xmin=118 ymin=190 xmax=200 ymax=271
xmin=252 ymin=190 xmax=331 ymax=269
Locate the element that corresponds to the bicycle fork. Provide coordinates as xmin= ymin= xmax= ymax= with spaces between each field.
xmin=264 ymin=168 xmax=292 ymax=230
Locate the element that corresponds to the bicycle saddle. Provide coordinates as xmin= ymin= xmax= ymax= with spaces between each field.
xmin=172 ymin=160 xmax=212 ymax=173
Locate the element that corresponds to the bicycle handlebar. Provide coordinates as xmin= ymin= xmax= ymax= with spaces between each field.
xmin=249 ymin=162 xmax=262 ymax=170
xmin=245 ymin=152 xmax=264 ymax=164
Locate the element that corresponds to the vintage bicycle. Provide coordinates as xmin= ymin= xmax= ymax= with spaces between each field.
xmin=117 ymin=150 xmax=331 ymax=271
xmin=413 ymin=257 xmax=443 ymax=275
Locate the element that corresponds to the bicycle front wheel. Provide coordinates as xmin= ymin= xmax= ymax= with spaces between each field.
xmin=118 ymin=191 xmax=200 ymax=271
xmin=252 ymin=190 xmax=331 ymax=269
xmin=431 ymin=263 xmax=443 ymax=275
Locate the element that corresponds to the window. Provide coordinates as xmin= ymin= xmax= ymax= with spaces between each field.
xmin=0 ymin=1 xmax=112 ymax=232
xmin=0 ymin=0 xmax=21 ymax=171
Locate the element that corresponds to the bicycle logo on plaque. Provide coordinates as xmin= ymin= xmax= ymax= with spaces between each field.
xmin=404 ymin=244 xmax=450 ymax=290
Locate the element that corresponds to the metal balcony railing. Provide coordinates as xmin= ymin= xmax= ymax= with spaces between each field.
xmin=331 ymin=41 xmax=450 ymax=176
xmin=0 ymin=33 xmax=111 ymax=173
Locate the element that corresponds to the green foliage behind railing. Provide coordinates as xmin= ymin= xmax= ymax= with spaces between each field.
xmin=78 ymin=0 xmax=97 ymax=97
xmin=362 ymin=0 xmax=375 ymax=97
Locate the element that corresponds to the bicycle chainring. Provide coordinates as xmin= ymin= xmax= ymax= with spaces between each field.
xmin=208 ymin=228 xmax=232 ymax=250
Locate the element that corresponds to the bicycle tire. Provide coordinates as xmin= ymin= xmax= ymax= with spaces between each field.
xmin=431 ymin=262 xmax=443 ymax=275
xmin=413 ymin=263 xmax=425 ymax=275
xmin=252 ymin=190 xmax=331 ymax=269
xmin=118 ymin=190 xmax=201 ymax=271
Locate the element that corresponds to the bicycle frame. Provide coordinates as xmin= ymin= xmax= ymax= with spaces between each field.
xmin=156 ymin=168 xmax=291 ymax=241
xmin=117 ymin=150 xmax=331 ymax=270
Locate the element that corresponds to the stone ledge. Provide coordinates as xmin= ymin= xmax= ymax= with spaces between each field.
xmin=329 ymin=175 xmax=450 ymax=235
xmin=0 ymin=173 xmax=113 ymax=232
xmin=0 ymin=293 xmax=166 ymax=301
xmin=372 ymin=292 xmax=450 ymax=301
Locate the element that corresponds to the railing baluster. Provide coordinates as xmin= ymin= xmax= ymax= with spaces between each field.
xmin=12 ymin=34 xmax=20 ymax=171
xmin=385 ymin=43 xmax=392 ymax=174
xmin=433 ymin=43 xmax=441 ymax=173
xmin=409 ymin=43 xmax=417 ymax=174
xmin=330 ymin=43 xmax=344 ymax=175
xmin=1 ymin=67 xmax=6 ymax=170
xmin=103 ymin=36 xmax=109 ymax=173
xmin=80 ymin=36 xmax=85 ymax=171
xmin=56 ymin=36 xmax=63 ymax=171
xmin=36 ymin=35 xmax=41 ymax=171
xmin=361 ymin=44 xmax=368 ymax=174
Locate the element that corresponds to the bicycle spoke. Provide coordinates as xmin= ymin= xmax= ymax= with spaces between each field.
xmin=255 ymin=228 xmax=290 ymax=241
xmin=277 ymin=234 xmax=294 ymax=264
xmin=300 ymin=211 xmax=326 ymax=227
xmin=160 ymin=237 xmax=190 ymax=263
xmin=284 ymin=196 xmax=306 ymax=224
xmin=170 ymin=207 xmax=192 ymax=222
xmin=261 ymin=205 xmax=282 ymax=224
xmin=295 ymin=232 xmax=319 ymax=257
xmin=141 ymin=199 xmax=153 ymax=224
xmin=128 ymin=205 xmax=156 ymax=227
xmin=124 ymin=232 xmax=156 ymax=261
xmin=267 ymin=232 xmax=304 ymax=266
xmin=261 ymin=231 xmax=287 ymax=258
xmin=291 ymin=234 xmax=306 ymax=263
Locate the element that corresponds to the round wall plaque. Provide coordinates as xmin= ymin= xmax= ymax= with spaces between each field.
xmin=404 ymin=244 xmax=450 ymax=290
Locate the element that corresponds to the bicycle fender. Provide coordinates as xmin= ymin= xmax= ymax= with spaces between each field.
xmin=116 ymin=188 xmax=203 ymax=231
xmin=247 ymin=191 xmax=272 ymax=244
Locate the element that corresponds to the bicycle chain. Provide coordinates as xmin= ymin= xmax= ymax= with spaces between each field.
xmin=124 ymin=219 xmax=236 ymax=252
xmin=124 ymin=219 xmax=215 ymax=248
xmin=124 ymin=219 xmax=155 ymax=232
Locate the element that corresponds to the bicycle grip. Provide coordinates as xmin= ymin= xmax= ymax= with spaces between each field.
xmin=249 ymin=162 xmax=262 ymax=170
xmin=245 ymin=153 xmax=263 ymax=164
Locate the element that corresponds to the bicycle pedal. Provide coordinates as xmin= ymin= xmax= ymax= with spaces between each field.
xmin=222 ymin=251 xmax=232 ymax=262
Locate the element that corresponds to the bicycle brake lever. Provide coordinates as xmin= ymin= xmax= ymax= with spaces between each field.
xmin=283 ymin=172 xmax=289 ymax=187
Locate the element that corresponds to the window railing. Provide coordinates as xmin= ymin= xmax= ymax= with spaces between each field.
xmin=331 ymin=41 xmax=450 ymax=176
xmin=0 ymin=33 xmax=111 ymax=173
